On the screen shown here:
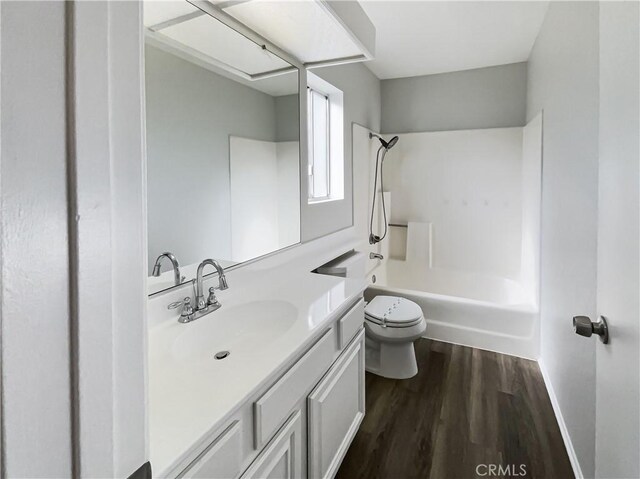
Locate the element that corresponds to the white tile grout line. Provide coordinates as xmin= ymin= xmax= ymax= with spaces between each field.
xmin=538 ymin=358 xmax=584 ymax=479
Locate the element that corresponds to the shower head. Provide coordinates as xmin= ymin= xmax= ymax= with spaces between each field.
xmin=369 ymin=133 xmax=399 ymax=150
xmin=385 ymin=135 xmax=399 ymax=150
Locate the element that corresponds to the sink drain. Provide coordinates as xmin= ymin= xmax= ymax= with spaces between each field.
xmin=214 ymin=350 xmax=230 ymax=360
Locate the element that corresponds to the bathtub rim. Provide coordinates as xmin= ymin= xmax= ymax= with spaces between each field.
xmin=366 ymin=282 xmax=539 ymax=314
xmin=366 ymin=283 xmax=540 ymax=360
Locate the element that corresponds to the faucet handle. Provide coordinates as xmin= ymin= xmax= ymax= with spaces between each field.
xmin=168 ymin=299 xmax=183 ymax=310
xmin=207 ymin=287 xmax=221 ymax=307
xmin=169 ymin=297 xmax=194 ymax=323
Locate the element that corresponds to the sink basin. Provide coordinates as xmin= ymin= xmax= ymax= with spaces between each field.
xmin=170 ymin=300 xmax=298 ymax=363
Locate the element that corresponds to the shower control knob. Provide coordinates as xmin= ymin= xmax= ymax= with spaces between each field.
xmin=573 ymin=315 xmax=609 ymax=344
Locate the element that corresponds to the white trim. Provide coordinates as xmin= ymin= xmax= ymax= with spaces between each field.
xmin=68 ymin=3 xmax=115 ymax=474
xmin=144 ymin=30 xmax=297 ymax=82
xmin=0 ymin=1 xmax=4 ymax=474
xmin=304 ymin=54 xmax=368 ymax=70
xmin=538 ymin=358 xmax=584 ymax=479
xmin=69 ymin=2 xmax=147 ymax=476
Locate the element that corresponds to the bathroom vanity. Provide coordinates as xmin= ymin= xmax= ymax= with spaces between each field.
xmin=143 ymin=2 xmax=371 ymax=477
xmin=148 ymin=271 xmax=366 ymax=478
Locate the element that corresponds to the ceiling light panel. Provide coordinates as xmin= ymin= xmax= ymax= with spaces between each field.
xmin=224 ymin=0 xmax=363 ymax=64
xmin=158 ymin=13 xmax=291 ymax=76
xmin=143 ymin=1 xmax=201 ymax=28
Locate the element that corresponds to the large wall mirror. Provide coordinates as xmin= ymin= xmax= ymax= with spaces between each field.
xmin=144 ymin=1 xmax=301 ymax=295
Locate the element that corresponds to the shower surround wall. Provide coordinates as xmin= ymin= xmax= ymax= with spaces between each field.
xmin=353 ymin=120 xmax=542 ymax=359
xmin=384 ymin=127 xmax=525 ymax=280
xmin=229 ymin=137 xmax=300 ymax=262
xmin=349 ymin=63 xmax=540 ymax=358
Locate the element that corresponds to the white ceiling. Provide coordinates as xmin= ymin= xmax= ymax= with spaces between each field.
xmin=359 ymin=1 xmax=549 ymax=79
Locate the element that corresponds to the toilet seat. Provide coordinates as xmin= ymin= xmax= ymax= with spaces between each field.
xmin=365 ymin=296 xmax=423 ymax=328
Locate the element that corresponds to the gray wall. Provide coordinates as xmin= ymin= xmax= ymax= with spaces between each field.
xmin=145 ymin=45 xmax=297 ymax=272
xmin=527 ymin=2 xmax=599 ymax=477
xmin=0 ymin=2 xmax=73 ymax=476
xmin=302 ymin=62 xmax=381 ymax=240
xmin=381 ymin=62 xmax=527 ymax=133
xmin=275 ymin=94 xmax=299 ymax=142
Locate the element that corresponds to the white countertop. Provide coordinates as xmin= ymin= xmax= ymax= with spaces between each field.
xmin=148 ymin=270 xmax=366 ymax=476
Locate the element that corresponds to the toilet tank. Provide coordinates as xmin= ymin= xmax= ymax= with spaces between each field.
xmin=316 ymin=251 xmax=366 ymax=278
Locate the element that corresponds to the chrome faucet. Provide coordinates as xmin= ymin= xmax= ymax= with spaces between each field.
xmin=152 ymin=252 xmax=184 ymax=286
xmin=195 ymin=258 xmax=228 ymax=310
xmin=169 ymin=258 xmax=229 ymax=324
xmin=370 ymin=252 xmax=384 ymax=260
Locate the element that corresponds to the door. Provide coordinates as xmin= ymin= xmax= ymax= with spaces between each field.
xmin=595 ymin=3 xmax=640 ymax=478
xmin=308 ymin=330 xmax=365 ymax=479
xmin=241 ymin=411 xmax=302 ymax=479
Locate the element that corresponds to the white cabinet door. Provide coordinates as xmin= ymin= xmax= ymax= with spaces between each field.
xmin=242 ymin=410 xmax=302 ymax=479
xmin=308 ymin=329 xmax=365 ymax=479
xmin=179 ymin=421 xmax=243 ymax=479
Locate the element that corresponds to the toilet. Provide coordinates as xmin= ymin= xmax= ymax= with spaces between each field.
xmin=317 ymin=251 xmax=427 ymax=379
xmin=364 ymin=295 xmax=426 ymax=379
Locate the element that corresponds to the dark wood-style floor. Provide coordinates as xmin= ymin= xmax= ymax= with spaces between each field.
xmin=336 ymin=340 xmax=574 ymax=479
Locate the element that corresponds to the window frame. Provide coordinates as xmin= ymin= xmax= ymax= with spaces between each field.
xmin=307 ymin=86 xmax=331 ymax=202
xmin=305 ymin=71 xmax=344 ymax=205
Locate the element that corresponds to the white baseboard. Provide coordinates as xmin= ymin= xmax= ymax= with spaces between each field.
xmin=538 ymin=358 xmax=583 ymax=479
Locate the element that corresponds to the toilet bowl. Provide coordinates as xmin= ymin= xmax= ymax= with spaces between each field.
xmin=316 ymin=252 xmax=426 ymax=379
xmin=363 ymin=295 xmax=426 ymax=379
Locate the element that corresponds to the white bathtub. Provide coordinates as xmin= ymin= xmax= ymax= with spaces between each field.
xmin=366 ymin=259 xmax=539 ymax=359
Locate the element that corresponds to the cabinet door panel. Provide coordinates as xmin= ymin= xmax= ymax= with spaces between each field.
xmin=179 ymin=421 xmax=243 ymax=479
xmin=242 ymin=410 xmax=302 ymax=479
xmin=338 ymin=299 xmax=364 ymax=349
xmin=255 ymin=328 xmax=335 ymax=449
xmin=308 ymin=329 xmax=365 ymax=479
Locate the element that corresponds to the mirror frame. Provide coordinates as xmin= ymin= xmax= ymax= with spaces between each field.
xmin=146 ymin=0 xmax=308 ymax=297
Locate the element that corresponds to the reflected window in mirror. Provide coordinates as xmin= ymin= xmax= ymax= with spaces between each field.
xmin=143 ymin=1 xmax=300 ymax=295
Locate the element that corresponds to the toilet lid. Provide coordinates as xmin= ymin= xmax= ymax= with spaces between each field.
xmin=365 ymin=296 xmax=423 ymax=325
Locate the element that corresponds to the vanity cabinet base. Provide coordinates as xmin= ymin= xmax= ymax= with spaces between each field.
xmin=168 ymin=297 xmax=365 ymax=479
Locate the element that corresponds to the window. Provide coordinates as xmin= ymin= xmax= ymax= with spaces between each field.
xmin=306 ymin=72 xmax=343 ymax=204
xmin=307 ymin=88 xmax=330 ymax=200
